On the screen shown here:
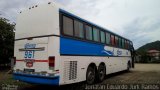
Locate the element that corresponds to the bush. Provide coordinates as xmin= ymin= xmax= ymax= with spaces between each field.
xmin=0 ymin=17 xmax=15 ymax=65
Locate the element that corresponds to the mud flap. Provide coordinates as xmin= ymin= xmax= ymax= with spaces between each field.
xmin=132 ymin=57 xmax=135 ymax=68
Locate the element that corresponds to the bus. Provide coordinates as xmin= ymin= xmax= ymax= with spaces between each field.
xmin=13 ymin=2 xmax=134 ymax=85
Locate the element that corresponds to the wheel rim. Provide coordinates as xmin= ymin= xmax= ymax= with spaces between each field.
xmin=87 ymin=68 xmax=95 ymax=84
xmin=88 ymin=71 xmax=94 ymax=81
xmin=99 ymin=66 xmax=105 ymax=80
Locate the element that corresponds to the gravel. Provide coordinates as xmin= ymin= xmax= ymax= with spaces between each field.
xmin=0 ymin=64 xmax=160 ymax=90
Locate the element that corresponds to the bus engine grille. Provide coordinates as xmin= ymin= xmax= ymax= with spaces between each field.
xmin=64 ymin=61 xmax=77 ymax=81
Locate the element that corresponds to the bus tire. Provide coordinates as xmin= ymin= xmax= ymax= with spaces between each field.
xmin=97 ymin=64 xmax=106 ymax=82
xmin=86 ymin=65 xmax=96 ymax=84
xmin=127 ymin=61 xmax=131 ymax=71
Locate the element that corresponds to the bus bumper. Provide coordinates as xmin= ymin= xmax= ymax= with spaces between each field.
xmin=13 ymin=73 xmax=59 ymax=85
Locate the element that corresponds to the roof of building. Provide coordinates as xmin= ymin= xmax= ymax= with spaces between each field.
xmin=147 ymin=50 xmax=160 ymax=53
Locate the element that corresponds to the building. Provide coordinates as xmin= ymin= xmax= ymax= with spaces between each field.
xmin=147 ymin=49 xmax=160 ymax=60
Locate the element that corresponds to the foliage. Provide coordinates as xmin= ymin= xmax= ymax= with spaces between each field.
xmin=136 ymin=41 xmax=160 ymax=63
xmin=0 ymin=17 xmax=15 ymax=64
xmin=136 ymin=40 xmax=160 ymax=55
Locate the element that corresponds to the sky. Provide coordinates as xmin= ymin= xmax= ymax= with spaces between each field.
xmin=0 ymin=0 xmax=160 ymax=49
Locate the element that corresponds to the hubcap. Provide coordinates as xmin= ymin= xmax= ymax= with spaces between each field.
xmin=88 ymin=71 xmax=94 ymax=81
xmin=99 ymin=67 xmax=105 ymax=80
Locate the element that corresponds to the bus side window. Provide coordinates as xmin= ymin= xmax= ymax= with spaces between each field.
xmin=115 ymin=36 xmax=118 ymax=47
xmin=100 ymin=31 xmax=105 ymax=43
xmin=93 ymin=27 xmax=100 ymax=42
xmin=125 ymin=40 xmax=128 ymax=49
xmin=106 ymin=32 xmax=110 ymax=45
xmin=127 ymin=41 xmax=130 ymax=49
xmin=122 ymin=39 xmax=124 ymax=48
xmin=129 ymin=41 xmax=133 ymax=49
xmin=118 ymin=37 xmax=122 ymax=48
xmin=62 ymin=16 xmax=74 ymax=36
xmin=74 ymin=20 xmax=84 ymax=38
xmin=85 ymin=25 xmax=93 ymax=40
xmin=111 ymin=35 xmax=115 ymax=46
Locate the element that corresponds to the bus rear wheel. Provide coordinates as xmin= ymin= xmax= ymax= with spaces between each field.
xmin=86 ymin=66 xmax=96 ymax=84
xmin=97 ymin=64 xmax=106 ymax=82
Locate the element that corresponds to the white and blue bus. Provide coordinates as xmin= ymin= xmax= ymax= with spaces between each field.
xmin=13 ymin=2 xmax=134 ymax=85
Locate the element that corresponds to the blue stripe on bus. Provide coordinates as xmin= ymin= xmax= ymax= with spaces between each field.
xmin=13 ymin=73 xmax=59 ymax=85
xmin=60 ymin=37 xmax=113 ymax=56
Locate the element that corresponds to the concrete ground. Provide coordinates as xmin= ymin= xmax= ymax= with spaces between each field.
xmin=134 ymin=64 xmax=160 ymax=72
xmin=101 ymin=64 xmax=160 ymax=84
xmin=0 ymin=63 xmax=160 ymax=90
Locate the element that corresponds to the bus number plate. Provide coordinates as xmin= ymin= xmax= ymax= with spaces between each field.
xmin=24 ymin=68 xmax=35 ymax=72
xmin=24 ymin=51 xmax=35 ymax=59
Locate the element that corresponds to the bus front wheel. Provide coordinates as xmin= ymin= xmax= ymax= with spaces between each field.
xmin=127 ymin=61 xmax=131 ymax=71
xmin=86 ymin=66 xmax=96 ymax=84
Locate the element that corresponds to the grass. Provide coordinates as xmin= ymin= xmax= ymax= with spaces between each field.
xmin=0 ymin=70 xmax=32 ymax=89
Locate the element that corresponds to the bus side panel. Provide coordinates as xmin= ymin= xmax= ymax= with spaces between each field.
xmin=59 ymin=37 xmax=131 ymax=85
xmin=59 ymin=56 xmax=130 ymax=85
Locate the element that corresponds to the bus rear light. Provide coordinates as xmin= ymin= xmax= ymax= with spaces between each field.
xmin=49 ymin=56 xmax=55 ymax=68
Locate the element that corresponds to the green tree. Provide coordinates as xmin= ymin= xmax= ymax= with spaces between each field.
xmin=0 ymin=17 xmax=15 ymax=64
